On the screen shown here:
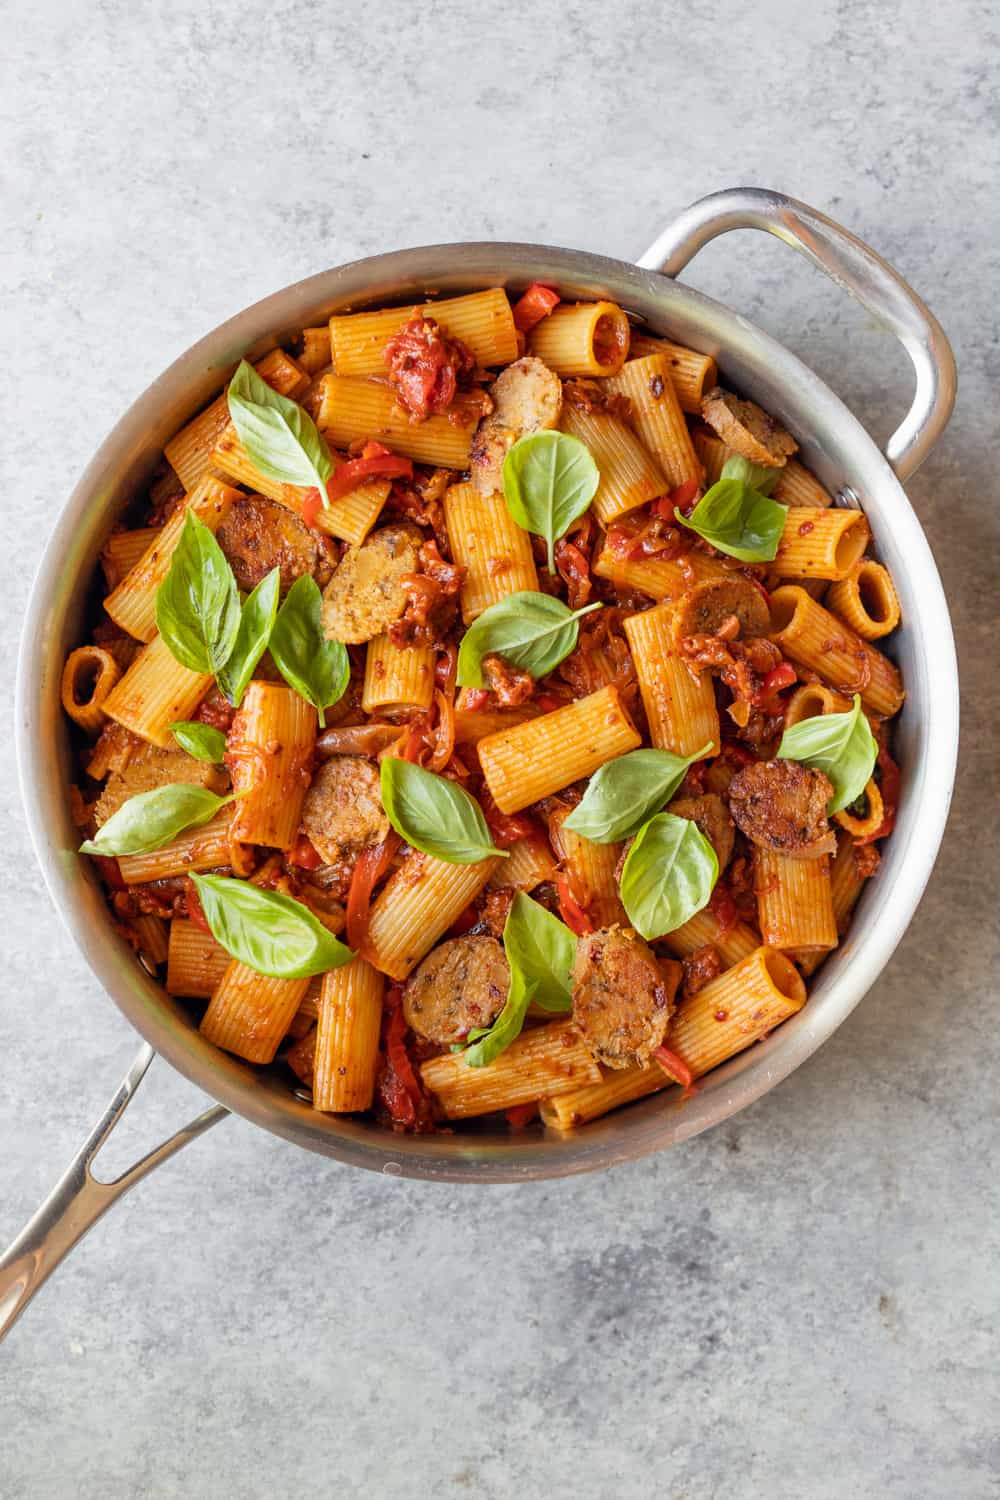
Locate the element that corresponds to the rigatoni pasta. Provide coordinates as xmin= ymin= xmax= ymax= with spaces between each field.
xmin=65 ymin=279 xmax=904 ymax=1142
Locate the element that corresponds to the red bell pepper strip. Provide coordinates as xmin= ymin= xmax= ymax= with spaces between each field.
xmin=303 ymin=441 xmax=414 ymax=525
xmin=288 ymin=833 xmax=323 ymax=870
xmin=512 ymin=283 xmax=560 ymax=333
xmin=554 ymin=874 xmax=593 ymax=936
xmin=653 ymin=1043 xmax=695 ymax=1092
xmin=651 ymin=478 xmax=701 ymax=520
xmin=346 ymin=832 xmax=402 ymax=956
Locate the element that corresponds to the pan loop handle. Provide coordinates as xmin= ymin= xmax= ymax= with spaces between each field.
xmin=0 ymin=1044 xmax=228 ymax=1342
xmin=637 ymin=187 xmax=956 ymax=482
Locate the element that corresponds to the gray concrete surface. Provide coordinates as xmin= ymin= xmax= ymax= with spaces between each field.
xmin=2 ymin=2 xmax=998 ymax=1496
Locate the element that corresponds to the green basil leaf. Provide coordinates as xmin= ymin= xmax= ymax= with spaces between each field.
xmin=155 ymin=512 xmax=241 ymax=674
xmin=216 ymin=567 xmax=281 ymax=708
xmin=563 ymin=744 xmax=714 ymax=844
xmin=268 ymin=575 xmax=349 ymax=727
xmin=464 ymin=894 xmax=576 ymax=1067
xmin=168 ymin=721 xmax=227 ymax=763
xmin=502 ymin=431 xmax=600 ymax=572
xmin=503 ymin=891 xmax=575 ymax=1012
xmin=777 ymin=694 xmax=878 ymax=814
xmin=227 ymin=359 xmax=334 ymax=502
xmin=380 ymin=758 xmax=505 ymax=865
xmin=457 ymin=592 xmax=601 ymax=688
xmin=619 ymin=812 xmax=718 ymax=939
xmin=721 ymin=454 xmax=781 ymax=496
xmin=677 ymin=477 xmax=788 ymax=563
xmin=80 ymin=784 xmax=233 ymax=857
xmin=192 ymin=873 xmax=353 ymax=979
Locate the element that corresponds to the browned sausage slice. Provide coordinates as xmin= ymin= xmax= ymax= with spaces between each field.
xmin=572 ymin=924 xmax=678 ymax=1069
xmin=470 ymin=356 xmax=562 ymax=496
xmin=672 ymin=577 xmax=770 ymax=641
xmin=301 ymin=756 xmax=389 ymax=865
xmin=668 ymin=793 xmax=736 ymax=873
xmin=728 ymin=759 xmax=836 ymax=859
xmin=94 ymin=747 xmax=227 ymax=828
xmin=320 ymin=521 xmax=422 ymax=644
xmin=216 ymin=494 xmax=329 ymax=594
xmin=403 ymin=935 xmax=510 ymax=1043
xmin=701 ymin=387 xmax=798 ymax=467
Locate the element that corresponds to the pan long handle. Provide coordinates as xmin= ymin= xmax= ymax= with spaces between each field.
xmin=638 ymin=187 xmax=956 ymax=482
xmin=0 ymin=1044 xmax=228 ymax=1343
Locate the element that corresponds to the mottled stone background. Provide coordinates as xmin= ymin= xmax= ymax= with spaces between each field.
xmin=2 ymin=2 xmax=998 ymax=1496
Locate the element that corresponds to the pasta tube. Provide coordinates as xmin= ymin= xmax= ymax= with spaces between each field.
xmin=625 ymin=334 xmax=718 ymax=413
xmin=541 ymin=946 xmax=805 ymax=1128
xmin=477 ymin=685 xmax=641 ymax=814
xmin=833 ymin=778 xmax=885 ymax=840
xmin=330 ymin=289 xmax=518 ymax=375
xmin=560 ymin=404 xmax=667 ymax=525
xmin=754 ymin=850 xmax=837 ymax=952
xmin=117 ymin=807 xmax=240 ymax=885
xmin=830 ymin=832 xmax=867 ymax=933
xmin=420 ymin=1020 xmax=601 ymax=1120
xmin=487 ymin=836 xmax=557 ymax=893
xmin=313 ymin=957 xmax=384 ymax=1112
xmin=783 ymin=682 xmax=853 ymax=728
xmin=316 ymin=374 xmax=477 ymax=468
xmin=593 ymin=542 xmax=727 ymax=603
xmin=166 ymin=919 xmax=231 ymax=998
xmin=165 ymin=348 xmax=307 ymax=491
xmin=442 ymin=482 xmax=538 ymax=622
xmin=527 ymin=301 xmax=630 ymax=377
xmin=773 ymin=459 xmax=833 ymax=509
xmin=298 ymin=326 xmax=332 ymax=373
xmin=661 ymin=908 xmax=759 ymax=969
xmin=772 ymin=508 xmax=870 ymax=582
xmin=101 ymin=527 xmax=161 ymax=590
xmin=769 ymin=586 xmax=904 ymax=717
xmin=200 ymin=962 xmax=311 ymax=1064
xmin=366 ymin=852 xmax=501 ymax=980
xmin=103 ymin=476 xmax=239 ymax=642
xmin=602 ymin=353 xmax=701 ymax=490
xmin=228 ymin=682 xmax=315 ymax=850
xmin=103 ymin=634 xmax=213 ymax=747
xmin=61 ymin=646 xmax=121 ymax=735
xmin=826 ymin=559 xmax=901 ymax=640
xmin=548 ymin=806 xmax=627 ymax=927
xmin=362 ymin=636 xmax=436 ymax=714
xmin=624 ymin=604 xmax=719 ymax=758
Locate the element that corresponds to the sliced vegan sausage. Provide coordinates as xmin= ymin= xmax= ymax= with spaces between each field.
xmin=728 ymin=759 xmax=836 ymax=859
xmin=301 ymin=756 xmax=389 ymax=865
xmin=668 ymin=793 xmax=736 ymax=873
xmin=215 ymin=494 xmax=329 ymax=594
xmin=470 ymin=355 xmax=562 ymax=496
xmin=672 ymin=576 xmax=770 ymax=642
xmin=320 ymin=521 xmax=422 ymax=644
xmin=701 ymin=387 xmax=798 ymax=467
xmin=572 ymin=924 xmax=678 ymax=1069
xmin=403 ymin=935 xmax=510 ymax=1044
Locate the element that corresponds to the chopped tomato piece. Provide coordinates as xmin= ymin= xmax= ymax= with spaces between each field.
xmin=651 ymin=478 xmax=700 ymax=520
xmin=505 ymin=1102 xmax=539 ymax=1128
xmin=384 ymin=316 xmax=476 ymax=420
xmin=481 ymin=788 xmax=539 ymax=849
xmin=301 ymin=490 xmax=324 ymax=528
xmin=511 ymin=283 xmax=560 ymax=333
xmin=448 ymin=901 xmax=480 ymax=937
xmin=288 ymin=833 xmax=323 ymax=870
xmin=462 ymin=688 xmax=490 ymax=712
xmin=184 ymin=877 xmax=212 ymax=934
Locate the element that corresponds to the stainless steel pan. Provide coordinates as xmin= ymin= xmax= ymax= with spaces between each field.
xmin=1 ymin=189 xmax=959 ymax=1339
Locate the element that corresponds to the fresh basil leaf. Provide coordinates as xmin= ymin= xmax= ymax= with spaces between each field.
xmin=168 ymin=721 xmax=227 ymax=763
xmin=155 ymin=511 xmax=241 ymax=674
xmin=192 ymin=873 xmax=353 ymax=979
xmin=464 ymin=894 xmax=576 ymax=1067
xmin=503 ymin=891 xmax=575 ymax=1012
xmin=777 ymin=694 xmax=878 ymax=814
xmin=502 ymin=431 xmax=600 ymax=572
xmin=677 ymin=477 xmax=788 ymax=563
xmin=80 ymin=784 xmax=233 ymax=857
xmin=563 ymin=744 xmax=714 ymax=844
xmin=268 ymin=574 xmax=349 ymax=727
xmin=463 ymin=971 xmax=533 ymax=1068
xmin=457 ymin=592 xmax=601 ymax=689
xmin=380 ymin=758 xmax=505 ymax=865
xmin=216 ymin=567 xmax=281 ymax=708
xmin=721 ymin=454 xmax=781 ymax=496
xmin=619 ymin=812 xmax=718 ymax=939
xmin=227 ymin=359 xmax=333 ymax=503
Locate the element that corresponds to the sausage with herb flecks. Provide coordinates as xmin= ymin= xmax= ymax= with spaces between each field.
xmin=320 ymin=521 xmax=422 ymax=644
xmin=572 ymin=924 xmax=679 ymax=1069
xmin=301 ymin=756 xmax=389 ymax=865
xmin=216 ymin=493 xmax=332 ymax=595
xmin=701 ymin=386 xmax=798 ymax=467
xmin=672 ymin=576 xmax=770 ymax=642
xmin=470 ymin=355 xmax=562 ymax=495
xmin=403 ymin=935 xmax=510 ymax=1044
xmin=728 ymin=758 xmax=836 ymax=859
xmin=668 ymin=793 xmax=736 ymax=873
